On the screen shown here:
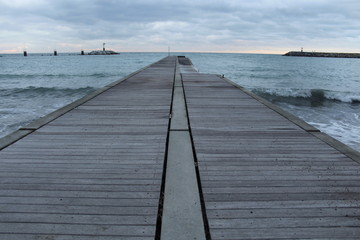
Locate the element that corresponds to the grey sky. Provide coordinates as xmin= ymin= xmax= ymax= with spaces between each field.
xmin=1 ymin=0 xmax=359 ymax=53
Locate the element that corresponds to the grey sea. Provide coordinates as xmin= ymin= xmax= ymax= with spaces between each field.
xmin=0 ymin=52 xmax=359 ymax=152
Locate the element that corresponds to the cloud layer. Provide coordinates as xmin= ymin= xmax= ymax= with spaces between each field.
xmin=1 ymin=0 xmax=359 ymax=53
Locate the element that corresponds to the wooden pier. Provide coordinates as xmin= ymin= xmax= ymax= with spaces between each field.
xmin=1 ymin=56 xmax=360 ymax=239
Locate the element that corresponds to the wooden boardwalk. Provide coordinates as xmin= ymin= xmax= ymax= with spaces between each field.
xmin=0 ymin=57 xmax=176 ymax=239
xmin=182 ymin=72 xmax=360 ymax=239
xmin=1 ymin=56 xmax=360 ymax=239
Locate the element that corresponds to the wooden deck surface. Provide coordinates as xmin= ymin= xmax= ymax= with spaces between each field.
xmin=1 ymin=56 xmax=360 ymax=239
xmin=182 ymin=72 xmax=360 ymax=239
xmin=0 ymin=56 xmax=176 ymax=239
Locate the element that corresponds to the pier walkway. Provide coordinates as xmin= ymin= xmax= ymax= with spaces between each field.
xmin=1 ymin=56 xmax=360 ymax=239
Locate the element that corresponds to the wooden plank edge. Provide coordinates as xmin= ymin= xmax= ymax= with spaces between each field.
xmin=0 ymin=56 xmax=170 ymax=150
xmin=0 ymin=130 xmax=33 ymax=151
xmin=221 ymin=75 xmax=360 ymax=164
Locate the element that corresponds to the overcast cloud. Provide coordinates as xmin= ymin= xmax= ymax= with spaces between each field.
xmin=1 ymin=0 xmax=359 ymax=53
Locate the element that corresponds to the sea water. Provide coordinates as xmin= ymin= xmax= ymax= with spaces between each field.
xmin=0 ymin=52 xmax=359 ymax=152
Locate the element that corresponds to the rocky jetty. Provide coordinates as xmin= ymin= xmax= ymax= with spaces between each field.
xmin=284 ymin=51 xmax=360 ymax=58
xmin=88 ymin=50 xmax=119 ymax=55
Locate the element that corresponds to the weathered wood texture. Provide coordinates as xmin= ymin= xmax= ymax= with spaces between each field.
xmin=182 ymin=72 xmax=360 ymax=239
xmin=0 ymin=56 xmax=176 ymax=239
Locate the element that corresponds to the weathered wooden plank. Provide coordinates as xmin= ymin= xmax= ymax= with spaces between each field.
xmin=201 ymin=180 xmax=360 ymax=187
xmin=204 ymin=192 xmax=360 ymax=201
xmin=0 ymin=190 xmax=159 ymax=198
xmin=205 ymin=200 xmax=360 ymax=209
xmin=210 ymin=227 xmax=360 ymax=239
xmin=207 ymin=207 xmax=360 ymax=219
xmin=0 ymin=184 xmax=160 ymax=192
xmin=0 ymin=235 xmax=153 ymax=240
xmin=0 ymin=204 xmax=157 ymax=215
xmin=203 ymin=186 xmax=360 ymax=194
xmin=209 ymin=216 xmax=360 ymax=228
xmin=0 ymin=213 xmax=153 ymax=225
xmin=0 ymin=168 xmax=161 ymax=175
xmin=0 ymin=223 xmax=155 ymax=236
xmin=0 ymin=175 xmax=161 ymax=185
xmin=200 ymin=175 xmax=360 ymax=181
xmin=0 ymin=196 xmax=158 ymax=206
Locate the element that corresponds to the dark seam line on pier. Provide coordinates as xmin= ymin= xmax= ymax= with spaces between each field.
xmin=154 ymin=58 xmax=177 ymax=240
xmin=307 ymin=129 xmax=321 ymax=132
xmin=19 ymin=127 xmax=37 ymax=131
xmin=0 ymin=233 xmax=153 ymax=238
xmin=180 ymin=72 xmax=212 ymax=240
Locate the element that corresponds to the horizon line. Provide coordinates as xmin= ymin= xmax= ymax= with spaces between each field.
xmin=1 ymin=49 xmax=360 ymax=55
xmin=0 ymin=50 xmax=284 ymax=55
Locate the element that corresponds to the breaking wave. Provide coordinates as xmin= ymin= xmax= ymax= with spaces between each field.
xmin=251 ymin=88 xmax=360 ymax=106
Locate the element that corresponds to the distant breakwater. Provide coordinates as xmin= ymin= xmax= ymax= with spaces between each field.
xmin=284 ymin=51 xmax=360 ymax=58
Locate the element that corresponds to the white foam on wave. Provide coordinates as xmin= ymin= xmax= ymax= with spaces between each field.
xmin=277 ymin=101 xmax=360 ymax=153
xmin=310 ymin=120 xmax=360 ymax=151
xmin=325 ymin=91 xmax=360 ymax=103
xmin=251 ymin=87 xmax=360 ymax=103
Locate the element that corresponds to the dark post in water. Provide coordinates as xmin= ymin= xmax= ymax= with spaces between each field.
xmin=54 ymin=50 xmax=58 ymax=56
xmin=103 ymin=43 xmax=105 ymax=51
xmin=81 ymin=50 xmax=85 ymax=55
xmin=23 ymin=51 xmax=27 ymax=57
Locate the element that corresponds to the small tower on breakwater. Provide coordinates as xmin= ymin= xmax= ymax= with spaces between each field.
xmin=88 ymin=43 xmax=119 ymax=55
